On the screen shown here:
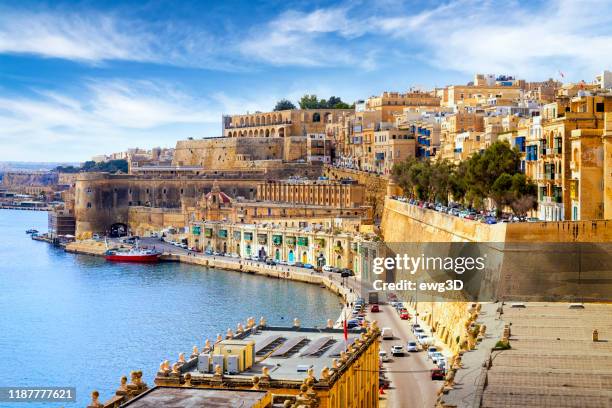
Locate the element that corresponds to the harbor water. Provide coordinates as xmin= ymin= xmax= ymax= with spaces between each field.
xmin=0 ymin=210 xmax=342 ymax=406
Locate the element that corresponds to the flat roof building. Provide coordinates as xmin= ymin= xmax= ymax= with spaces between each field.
xmin=154 ymin=320 xmax=381 ymax=408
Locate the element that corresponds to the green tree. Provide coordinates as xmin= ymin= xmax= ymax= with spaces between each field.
xmin=464 ymin=141 xmax=521 ymax=207
xmin=449 ymin=161 xmax=468 ymax=204
xmin=430 ymin=160 xmax=455 ymax=204
xmin=273 ymin=99 xmax=296 ymax=111
xmin=299 ymin=94 xmax=320 ymax=109
xmin=298 ymin=94 xmax=351 ymax=109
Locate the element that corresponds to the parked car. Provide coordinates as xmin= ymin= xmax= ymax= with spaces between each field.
xmin=431 ymin=352 xmax=445 ymax=365
xmin=406 ymin=341 xmax=418 ymax=352
xmin=400 ymin=311 xmax=410 ymax=320
xmin=346 ymin=319 xmax=360 ymax=329
xmin=379 ymin=350 xmax=389 ymax=362
xmin=341 ymin=268 xmax=354 ymax=277
xmin=427 ymin=347 xmax=438 ymax=360
xmin=278 ymin=259 xmax=288 ymax=265
xmin=483 ymin=216 xmax=497 ymax=224
xmin=416 ymin=334 xmax=430 ymax=345
xmin=265 ymin=258 xmax=277 ymax=265
xmin=322 ymin=265 xmax=333 ymax=272
xmin=411 ymin=323 xmax=421 ymax=333
xmin=431 ymin=368 xmax=445 ymax=380
xmin=303 ymin=263 xmax=314 ymax=269
xmin=436 ymin=357 xmax=448 ymax=369
xmin=391 ymin=345 xmax=405 ymax=356
xmin=370 ymin=304 xmax=380 ymax=313
xmin=294 ymin=262 xmax=304 ymax=268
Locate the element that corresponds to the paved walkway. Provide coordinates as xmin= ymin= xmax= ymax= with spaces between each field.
xmin=439 ymin=302 xmax=505 ymax=408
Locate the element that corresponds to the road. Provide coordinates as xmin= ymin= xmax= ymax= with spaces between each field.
xmin=367 ymin=304 xmax=441 ymax=408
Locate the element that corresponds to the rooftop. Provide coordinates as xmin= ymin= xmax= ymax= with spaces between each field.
xmin=120 ymin=386 xmax=270 ymax=407
xmin=183 ymin=326 xmax=365 ymax=382
xmin=482 ymin=302 xmax=612 ymax=408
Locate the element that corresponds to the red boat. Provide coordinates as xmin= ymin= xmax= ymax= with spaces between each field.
xmin=105 ymin=248 xmax=161 ymax=263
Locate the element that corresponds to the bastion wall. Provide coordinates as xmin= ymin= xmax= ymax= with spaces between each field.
xmin=74 ymin=164 xmax=323 ymax=237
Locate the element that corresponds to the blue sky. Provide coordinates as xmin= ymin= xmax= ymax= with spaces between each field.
xmin=1 ymin=0 xmax=611 ymax=162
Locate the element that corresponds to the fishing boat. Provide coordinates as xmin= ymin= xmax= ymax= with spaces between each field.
xmin=26 ymin=229 xmax=39 ymax=234
xmin=105 ymin=247 xmax=161 ymax=263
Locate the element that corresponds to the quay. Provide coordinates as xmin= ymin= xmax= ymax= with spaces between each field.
xmin=61 ymin=239 xmax=358 ymax=327
xmin=0 ymin=205 xmax=50 ymax=211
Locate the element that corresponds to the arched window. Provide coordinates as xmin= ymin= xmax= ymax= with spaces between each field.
xmin=313 ymin=112 xmax=321 ymax=122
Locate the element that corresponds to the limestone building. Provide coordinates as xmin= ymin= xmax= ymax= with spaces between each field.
xmin=153 ymin=321 xmax=381 ymax=408
xmin=188 ymin=220 xmax=358 ymax=268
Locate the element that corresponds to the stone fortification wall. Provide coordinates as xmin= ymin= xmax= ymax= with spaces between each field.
xmin=323 ymin=166 xmax=389 ymax=219
xmin=74 ymin=163 xmax=324 ymax=237
xmin=172 ymin=137 xmax=285 ymax=168
xmin=128 ymin=207 xmax=185 ymax=236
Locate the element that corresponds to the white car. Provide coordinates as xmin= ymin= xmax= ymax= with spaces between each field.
xmin=379 ymin=350 xmax=389 ymax=362
xmin=416 ymin=334 xmax=430 ymax=344
xmin=431 ymin=352 xmax=445 ymax=365
xmin=322 ymin=265 xmax=333 ymax=272
xmin=279 ymin=260 xmax=288 ymax=265
xmin=406 ymin=341 xmax=418 ymax=352
xmin=391 ymin=345 xmax=405 ymax=356
xmin=381 ymin=327 xmax=394 ymax=340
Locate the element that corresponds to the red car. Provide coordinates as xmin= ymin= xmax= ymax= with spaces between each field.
xmin=400 ymin=311 xmax=410 ymax=320
xmin=371 ymin=304 xmax=380 ymax=313
xmin=431 ymin=368 xmax=445 ymax=380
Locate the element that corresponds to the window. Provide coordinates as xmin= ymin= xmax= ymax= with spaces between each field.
xmin=596 ymin=102 xmax=604 ymax=113
xmin=86 ymin=202 xmax=92 ymax=208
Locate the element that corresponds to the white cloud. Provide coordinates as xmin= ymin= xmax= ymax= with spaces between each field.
xmin=0 ymin=9 xmax=240 ymax=70
xmin=0 ymin=11 xmax=153 ymax=62
xmin=239 ymin=0 xmax=611 ymax=78
xmin=237 ymin=7 xmax=375 ymax=69
xmin=0 ymin=1 xmax=609 ymax=78
xmin=370 ymin=0 xmax=612 ymax=80
xmin=0 ymin=80 xmax=226 ymax=161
